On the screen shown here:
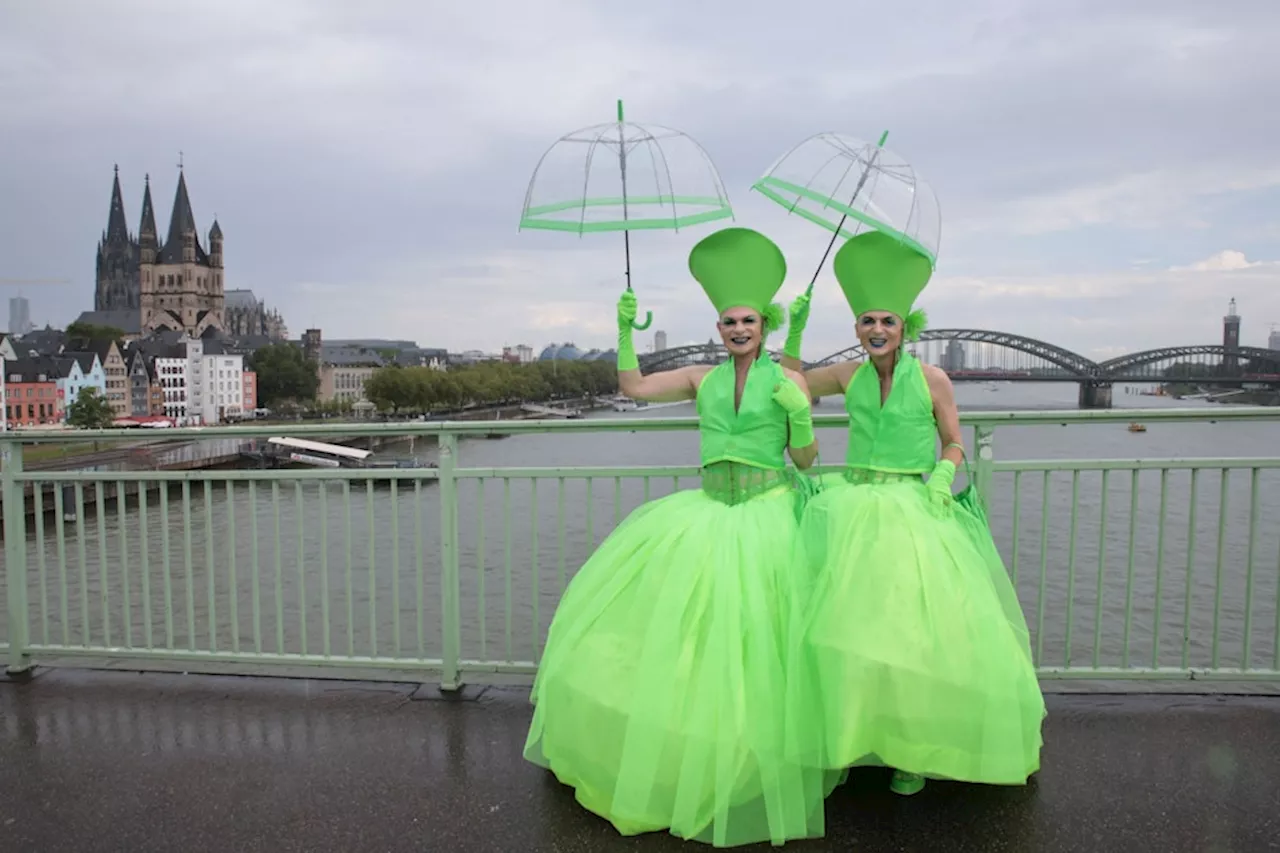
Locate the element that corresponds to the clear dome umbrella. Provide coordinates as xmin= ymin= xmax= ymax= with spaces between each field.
xmin=519 ymin=100 xmax=734 ymax=329
xmin=752 ymin=131 xmax=941 ymax=296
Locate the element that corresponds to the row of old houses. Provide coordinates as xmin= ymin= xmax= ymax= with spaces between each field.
xmin=0 ymin=331 xmax=256 ymax=429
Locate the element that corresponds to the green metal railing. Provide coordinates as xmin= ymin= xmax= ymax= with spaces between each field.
xmin=3 ymin=407 xmax=1279 ymax=689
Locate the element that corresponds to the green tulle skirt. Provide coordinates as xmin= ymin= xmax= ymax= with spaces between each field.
xmin=524 ymin=469 xmax=838 ymax=847
xmin=786 ymin=470 xmax=1046 ymax=785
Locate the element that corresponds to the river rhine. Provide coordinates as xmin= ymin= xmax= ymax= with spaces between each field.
xmin=4 ymin=382 xmax=1278 ymax=683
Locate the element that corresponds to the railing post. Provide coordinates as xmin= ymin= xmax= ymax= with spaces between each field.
xmin=437 ymin=431 xmax=463 ymax=691
xmin=974 ymin=424 xmax=995 ymax=510
xmin=2 ymin=436 xmax=31 ymax=675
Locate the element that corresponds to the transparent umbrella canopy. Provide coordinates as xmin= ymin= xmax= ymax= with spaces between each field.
xmin=752 ymin=131 xmax=941 ymax=294
xmin=519 ymin=100 xmax=734 ymax=329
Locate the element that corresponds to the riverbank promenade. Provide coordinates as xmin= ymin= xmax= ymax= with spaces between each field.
xmin=3 ymin=409 xmax=1280 ymax=850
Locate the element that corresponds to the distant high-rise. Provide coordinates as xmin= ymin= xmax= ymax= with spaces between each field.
xmin=1268 ymin=325 xmax=1280 ymax=351
xmin=942 ymin=340 xmax=966 ymax=371
xmin=7 ymin=296 xmax=32 ymax=336
xmin=654 ymin=330 xmax=668 ymax=353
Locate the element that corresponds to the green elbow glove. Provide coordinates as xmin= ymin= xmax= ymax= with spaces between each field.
xmin=772 ymin=378 xmax=815 ymax=449
xmin=616 ymin=290 xmax=639 ymax=372
xmin=926 ymin=458 xmax=956 ymax=512
xmin=783 ymin=292 xmax=811 ymax=361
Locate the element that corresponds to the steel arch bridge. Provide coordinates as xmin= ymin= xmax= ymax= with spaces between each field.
xmin=810 ymin=329 xmax=1102 ymax=376
xmin=1099 ymin=345 xmax=1280 ymax=378
xmin=638 ymin=342 xmax=795 ymax=372
xmin=638 ymin=332 xmax=1280 ymax=387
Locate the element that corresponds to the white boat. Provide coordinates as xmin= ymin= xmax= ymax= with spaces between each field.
xmin=267 ymin=436 xmax=372 ymax=468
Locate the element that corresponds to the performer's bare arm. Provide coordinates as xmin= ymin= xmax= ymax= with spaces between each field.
xmin=778 ymin=356 xmax=857 ymax=398
xmin=923 ymin=364 xmax=964 ymax=465
xmin=618 ymin=365 xmax=713 ymax=403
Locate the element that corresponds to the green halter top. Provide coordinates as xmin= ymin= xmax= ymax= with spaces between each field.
xmin=844 ymin=351 xmax=937 ymax=476
xmin=697 ymin=357 xmax=788 ymax=470
xmin=696 ymin=357 xmax=797 ymax=505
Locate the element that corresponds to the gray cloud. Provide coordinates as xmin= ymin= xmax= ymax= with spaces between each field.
xmin=1 ymin=0 xmax=1278 ymax=361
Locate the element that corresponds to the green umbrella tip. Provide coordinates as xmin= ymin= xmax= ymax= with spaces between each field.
xmin=617 ymin=99 xmax=624 ymax=122
xmin=877 ymin=129 xmax=890 ymax=146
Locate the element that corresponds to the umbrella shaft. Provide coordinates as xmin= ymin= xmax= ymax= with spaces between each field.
xmin=806 ymin=146 xmax=883 ymax=290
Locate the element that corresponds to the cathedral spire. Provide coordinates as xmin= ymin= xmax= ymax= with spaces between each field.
xmin=138 ymin=173 xmax=158 ymax=265
xmin=165 ymin=167 xmax=196 ymax=249
xmin=105 ymin=163 xmax=129 ymax=243
xmin=157 ymin=165 xmax=207 ymax=265
xmin=139 ymin=173 xmax=157 ymax=242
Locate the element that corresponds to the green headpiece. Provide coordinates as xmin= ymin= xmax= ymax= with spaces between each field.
xmin=832 ymin=229 xmax=933 ymax=341
xmin=688 ymin=227 xmax=788 ymax=331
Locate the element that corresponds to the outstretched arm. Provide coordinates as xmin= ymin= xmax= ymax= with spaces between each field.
xmin=774 ymin=368 xmax=819 ymax=470
xmin=618 ymin=364 xmax=707 ymax=403
xmin=615 ymin=290 xmax=707 ymax=402
xmin=776 ymin=291 xmax=856 ymax=397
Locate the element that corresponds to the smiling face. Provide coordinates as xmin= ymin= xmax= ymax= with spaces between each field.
xmin=717 ymin=306 xmax=764 ymax=358
xmin=856 ymin=311 xmax=904 ymax=358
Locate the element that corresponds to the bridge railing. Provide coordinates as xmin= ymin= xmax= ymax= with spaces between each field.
xmin=3 ymin=408 xmax=1279 ymax=689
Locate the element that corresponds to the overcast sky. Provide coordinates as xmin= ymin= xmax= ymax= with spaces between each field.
xmin=2 ymin=0 xmax=1278 ymax=361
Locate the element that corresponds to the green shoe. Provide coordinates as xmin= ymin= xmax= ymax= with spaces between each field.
xmin=890 ymin=770 xmax=925 ymax=796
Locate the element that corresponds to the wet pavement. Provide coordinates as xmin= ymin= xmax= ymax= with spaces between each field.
xmin=1 ymin=669 xmax=1277 ymax=852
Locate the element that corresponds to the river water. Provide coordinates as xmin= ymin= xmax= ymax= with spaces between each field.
xmin=3 ymin=382 xmax=1279 ymax=679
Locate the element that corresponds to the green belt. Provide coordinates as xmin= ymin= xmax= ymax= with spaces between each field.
xmin=701 ymin=461 xmax=816 ymax=508
xmin=843 ymin=467 xmax=925 ymax=486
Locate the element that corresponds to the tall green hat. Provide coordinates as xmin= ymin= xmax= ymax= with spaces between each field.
xmin=832 ymin=229 xmax=933 ymax=340
xmin=688 ymin=227 xmax=788 ymax=331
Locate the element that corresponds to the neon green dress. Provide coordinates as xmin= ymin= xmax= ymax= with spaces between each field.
xmin=787 ymin=352 xmax=1045 ymax=784
xmin=525 ymin=356 xmax=834 ymax=847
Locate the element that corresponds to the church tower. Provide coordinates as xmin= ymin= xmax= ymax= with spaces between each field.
xmin=94 ymin=165 xmax=140 ymax=311
xmin=139 ymin=166 xmax=226 ymax=337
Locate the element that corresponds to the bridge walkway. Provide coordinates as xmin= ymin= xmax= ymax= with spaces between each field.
xmin=2 ymin=668 xmax=1277 ymax=852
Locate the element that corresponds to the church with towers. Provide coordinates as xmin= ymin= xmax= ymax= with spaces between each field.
xmin=87 ymin=164 xmax=286 ymax=341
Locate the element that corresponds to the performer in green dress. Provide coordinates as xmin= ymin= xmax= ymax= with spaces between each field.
xmin=525 ymin=227 xmax=837 ymax=846
xmin=780 ymin=229 xmax=1045 ymax=796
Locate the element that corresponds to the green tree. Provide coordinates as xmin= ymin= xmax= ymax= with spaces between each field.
xmin=361 ymin=359 xmax=619 ymax=415
xmin=65 ymin=321 xmax=126 ymax=341
xmin=365 ymin=365 xmax=417 ymax=414
xmin=65 ymin=386 xmax=116 ymax=429
xmin=249 ymin=343 xmax=320 ymax=406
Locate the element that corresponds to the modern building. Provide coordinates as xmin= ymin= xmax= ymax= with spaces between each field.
xmin=503 ymin=344 xmax=534 ymax=363
xmin=184 ymin=337 xmax=246 ymax=424
xmin=8 ymin=296 xmax=32 ymax=337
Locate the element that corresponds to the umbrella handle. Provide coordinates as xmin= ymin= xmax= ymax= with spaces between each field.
xmin=632 ymin=310 xmax=653 ymax=331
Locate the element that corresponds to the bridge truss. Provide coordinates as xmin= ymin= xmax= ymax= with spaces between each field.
xmin=811 ymin=329 xmax=1101 ymax=377
xmin=638 ymin=332 xmax=1280 ymax=384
